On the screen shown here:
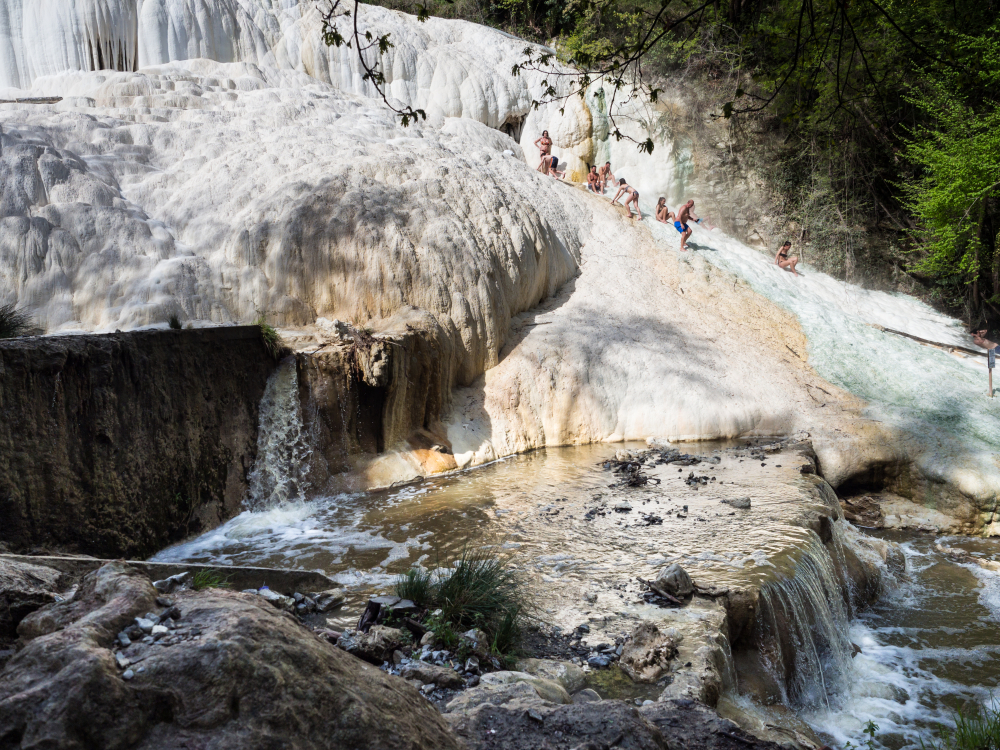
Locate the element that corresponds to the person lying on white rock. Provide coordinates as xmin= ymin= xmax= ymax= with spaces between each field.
xmin=611 ymin=179 xmax=642 ymax=219
xmin=599 ymin=162 xmax=616 ymax=192
xmin=534 ymin=130 xmax=552 ymax=170
xmin=655 ymin=197 xmax=675 ymax=224
xmin=774 ymin=240 xmax=801 ymax=276
xmin=971 ymin=317 xmax=999 ymax=350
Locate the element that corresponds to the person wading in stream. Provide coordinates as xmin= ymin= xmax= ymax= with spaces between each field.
xmin=774 ymin=240 xmax=800 ymax=276
xmin=587 ymin=165 xmax=603 ymax=192
xmin=534 ymin=130 xmax=552 ymax=171
xmin=611 ymin=178 xmax=642 ymax=219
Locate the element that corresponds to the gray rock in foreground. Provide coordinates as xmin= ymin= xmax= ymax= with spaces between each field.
xmin=0 ymin=562 xmax=462 ymax=750
xmin=449 ymin=697 xmax=785 ymax=750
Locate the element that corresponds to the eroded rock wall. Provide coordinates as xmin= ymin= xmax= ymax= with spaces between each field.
xmin=0 ymin=327 xmax=274 ymax=557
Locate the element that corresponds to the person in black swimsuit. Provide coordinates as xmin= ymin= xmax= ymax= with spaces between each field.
xmin=774 ymin=240 xmax=799 ymax=276
xmin=611 ymin=178 xmax=642 ymax=219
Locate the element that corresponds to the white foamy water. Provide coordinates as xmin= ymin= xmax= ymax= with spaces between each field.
xmin=640 ymin=206 xmax=1000 ymax=498
xmin=801 ymin=532 xmax=1000 ymax=750
xmin=245 ymin=358 xmax=314 ymax=511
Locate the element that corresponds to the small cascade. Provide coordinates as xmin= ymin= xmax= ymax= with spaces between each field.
xmin=245 ymin=357 xmax=313 ymax=511
xmin=749 ymin=531 xmax=857 ymax=709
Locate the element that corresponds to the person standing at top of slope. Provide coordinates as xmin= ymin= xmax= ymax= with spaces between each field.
xmin=611 ymin=178 xmax=642 ymax=219
xmin=598 ymin=162 xmax=616 ymax=193
xmin=534 ymin=131 xmax=552 ymax=170
xmin=774 ymin=240 xmax=800 ymax=276
xmin=674 ymin=200 xmax=698 ymax=250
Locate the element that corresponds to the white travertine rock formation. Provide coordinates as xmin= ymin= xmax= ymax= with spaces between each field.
xmin=1 ymin=0 xmax=996 ymax=515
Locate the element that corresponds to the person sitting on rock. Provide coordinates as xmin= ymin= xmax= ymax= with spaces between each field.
xmin=774 ymin=240 xmax=800 ymax=276
xmin=655 ymin=197 xmax=675 ymax=224
xmin=534 ymin=130 xmax=552 ymax=171
xmin=611 ymin=178 xmax=642 ymax=220
xmin=587 ymin=165 xmax=603 ymax=192
xmin=598 ymin=162 xmax=616 ymax=193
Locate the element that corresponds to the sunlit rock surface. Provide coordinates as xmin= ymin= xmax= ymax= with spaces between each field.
xmin=1 ymin=0 xmax=997 ymax=512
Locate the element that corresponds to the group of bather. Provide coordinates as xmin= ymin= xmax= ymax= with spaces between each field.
xmin=532 ymin=130 xmax=801 ymax=270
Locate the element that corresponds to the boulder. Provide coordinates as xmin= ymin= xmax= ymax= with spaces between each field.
xmin=401 ymin=661 xmax=465 ymax=689
xmin=479 ymin=671 xmax=571 ymax=704
xmin=0 ymin=563 xmax=462 ymax=750
xmin=619 ymin=623 xmax=680 ymax=683
xmin=515 ymin=658 xmax=586 ymax=694
xmin=0 ymin=558 xmax=64 ymax=641
xmin=313 ymin=588 xmax=347 ymax=613
xmin=339 ymin=625 xmax=408 ymax=665
xmin=573 ymin=688 xmax=602 ymax=703
xmin=448 ymin=698 xmax=669 ymax=750
xmin=654 ymin=563 xmax=693 ymax=597
xmin=444 ymin=681 xmax=545 ymax=713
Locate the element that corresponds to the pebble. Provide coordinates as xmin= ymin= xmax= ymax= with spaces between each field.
xmin=122 ymin=669 xmax=135 ymax=681
xmin=721 ymin=496 xmax=752 ymax=510
xmin=117 ymin=632 xmax=131 ymax=648
xmin=115 ymin=653 xmax=130 ymax=669
xmin=584 ymin=592 xmax=598 ymax=604
xmin=577 ymin=623 xmax=590 ymax=633
xmin=420 ymin=683 xmax=436 ymax=695
xmin=151 ymin=625 xmax=169 ymax=639
xmin=135 ymin=618 xmax=155 ymax=634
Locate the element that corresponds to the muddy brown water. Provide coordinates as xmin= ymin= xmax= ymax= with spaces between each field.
xmin=152 ymin=443 xmax=1000 ymax=750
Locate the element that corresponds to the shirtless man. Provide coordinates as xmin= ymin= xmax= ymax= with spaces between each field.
xmin=655 ymin=197 xmax=674 ymax=224
xmin=598 ymin=162 xmax=615 ymax=193
xmin=534 ymin=130 xmax=552 ymax=171
xmin=611 ymin=178 xmax=642 ymax=219
xmin=674 ymin=199 xmax=697 ymax=250
xmin=587 ymin=166 xmax=602 ymax=192
xmin=774 ymin=240 xmax=800 ymax=276
xmin=972 ymin=315 xmax=999 ymax=350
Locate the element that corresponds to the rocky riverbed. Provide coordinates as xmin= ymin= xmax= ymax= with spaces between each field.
xmin=0 ymin=556 xmax=788 ymax=749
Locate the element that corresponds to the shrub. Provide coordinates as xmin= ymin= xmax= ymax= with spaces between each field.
xmin=394 ymin=543 xmax=528 ymax=658
xmin=253 ymin=311 xmax=281 ymax=359
xmin=922 ymin=701 xmax=1000 ymax=750
xmin=0 ymin=303 xmax=33 ymax=339
xmin=168 ymin=315 xmax=182 ymax=329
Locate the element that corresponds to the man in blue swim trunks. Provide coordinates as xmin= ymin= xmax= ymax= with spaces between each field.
xmin=674 ymin=200 xmax=696 ymax=251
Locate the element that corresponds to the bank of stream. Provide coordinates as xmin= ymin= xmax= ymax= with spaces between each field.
xmin=146 ymin=437 xmax=1000 ymax=749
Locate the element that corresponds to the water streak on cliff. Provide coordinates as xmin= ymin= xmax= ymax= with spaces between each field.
xmin=246 ymin=357 xmax=313 ymax=511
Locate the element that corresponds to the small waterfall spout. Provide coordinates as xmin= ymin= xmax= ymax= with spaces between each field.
xmin=749 ymin=531 xmax=857 ymax=709
xmin=246 ymin=357 xmax=313 ymax=511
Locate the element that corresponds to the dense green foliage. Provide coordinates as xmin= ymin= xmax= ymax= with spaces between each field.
xmin=395 ymin=545 xmax=527 ymax=657
xmin=366 ymin=0 xmax=1000 ymax=322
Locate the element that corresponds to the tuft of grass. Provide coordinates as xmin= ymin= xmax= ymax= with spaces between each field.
xmin=253 ymin=311 xmax=281 ymax=359
xmin=396 ymin=567 xmax=435 ymax=605
xmin=168 ymin=315 xmax=182 ymax=330
xmin=0 ymin=303 xmax=33 ymax=339
xmin=921 ymin=701 xmax=1000 ymax=750
xmin=393 ymin=543 xmax=528 ymax=658
xmin=191 ymin=569 xmax=232 ymax=591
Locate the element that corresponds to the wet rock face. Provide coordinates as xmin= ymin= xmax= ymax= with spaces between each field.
xmin=0 ymin=327 xmax=275 ymax=558
xmin=0 ymin=563 xmax=462 ymax=750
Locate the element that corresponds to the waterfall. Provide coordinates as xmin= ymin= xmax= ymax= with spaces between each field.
xmin=246 ymin=357 xmax=313 ymax=511
xmin=751 ymin=529 xmax=857 ymax=710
